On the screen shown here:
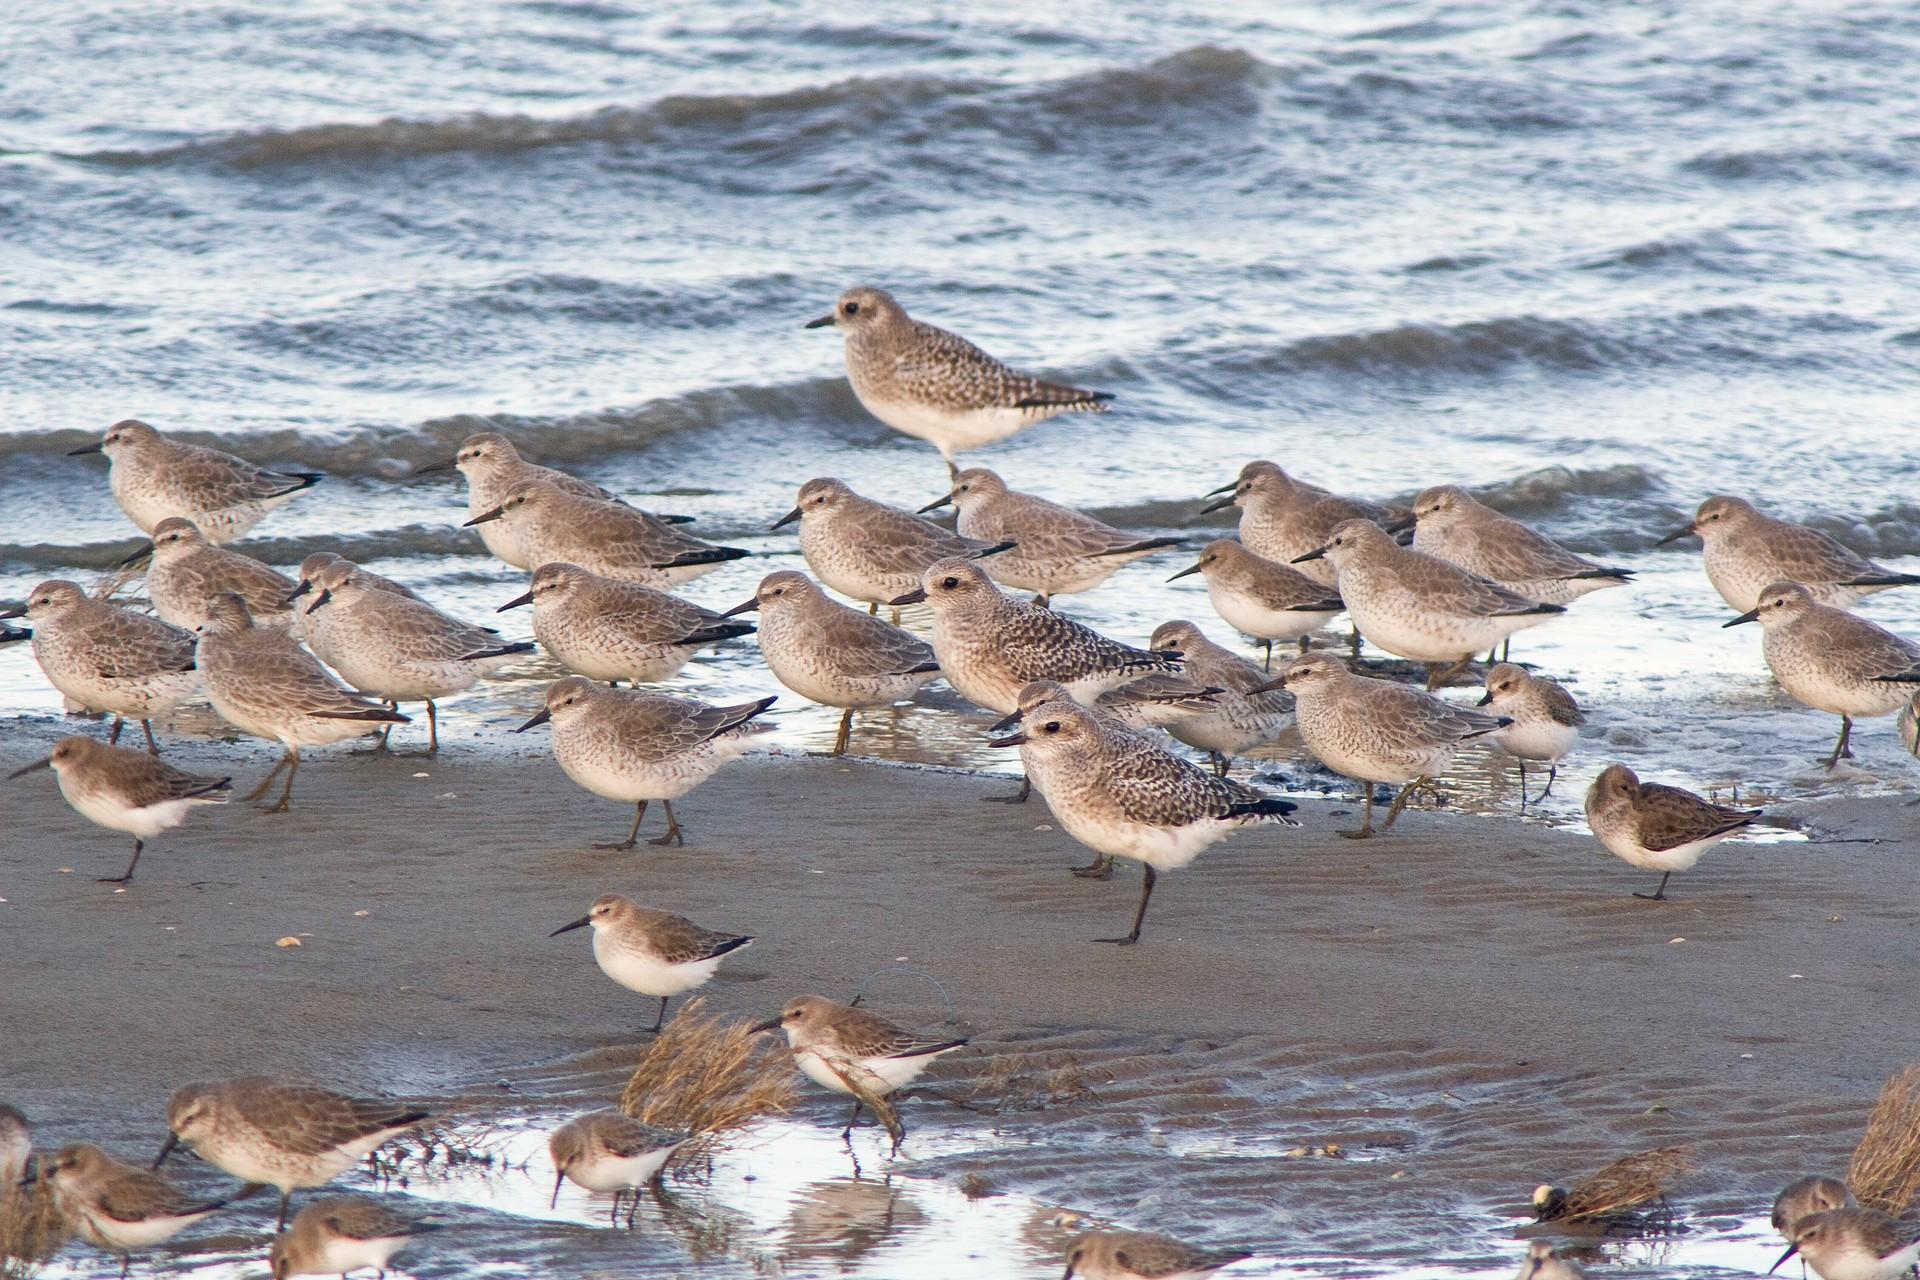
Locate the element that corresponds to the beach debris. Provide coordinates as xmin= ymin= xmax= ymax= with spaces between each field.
xmin=1531 ymin=1144 xmax=1692 ymax=1228
xmin=618 ymin=998 xmax=797 ymax=1165
xmin=967 ymin=1051 xmax=1100 ymax=1113
xmin=0 ymin=1168 xmax=68 ymax=1278
xmin=1848 ymin=1065 xmax=1920 ymax=1215
xmin=275 ymin=936 xmax=301 ymax=948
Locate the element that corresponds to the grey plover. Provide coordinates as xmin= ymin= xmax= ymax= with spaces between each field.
xmin=990 ymin=694 xmax=1296 ymax=943
xmin=806 ymin=286 xmax=1111 ymax=471
xmin=517 ymin=676 xmax=774 ymax=847
xmin=1659 ymin=495 xmax=1920 ymax=612
xmin=1584 ymin=763 xmax=1760 ymax=900
xmin=1479 ymin=663 xmax=1582 ymax=803
xmin=1726 ymin=581 xmax=1920 ymax=768
xmin=1257 ymin=652 xmax=1508 ymax=838
xmin=752 ymin=995 xmax=966 ymax=1142
xmin=1 ymin=580 xmax=200 ymax=753
xmin=774 ymin=477 xmax=1012 ymax=611
xmin=138 ymin=517 xmax=299 ymax=631
xmin=467 ymin=480 xmax=747 ymax=588
xmin=501 ymin=561 xmax=752 ymax=686
xmin=271 ymin=1196 xmax=443 ymax=1280
xmin=1146 ymin=620 xmax=1293 ymax=775
xmin=156 ymin=1076 xmax=431 ymax=1229
xmin=1296 ymin=519 xmax=1564 ymax=687
xmin=40 ymin=1143 xmax=230 ymax=1272
xmin=894 ymin=558 xmax=1180 ymax=714
xmin=922 ymin=467 xmax=1179 ymax=605
xmin=723 ymin=570 xmax=939 ymax=754
xmin=548 ymin=1110 xmax=688 ymax=1225
xmin=1514 ymin=1240 xmax=1587 ymax=1280
xmin=1402 ymin=485 xmax=1634 ymax=607
xmin=1202 ymin=460 xmax=1391 ymax=589
xmin=1168 ymin=539 xmax=1344 ymax=667
xmin=1773 ymin=1176 xmax=1856 ymax=1240
xmin=70 ymin=419 xmax=322 ymax=543
xmin=550 ymin=894 xmax=753 ymax=1032
xmin=1062 ymin=1230 xmax=1253 ymax=1280
xmin=9 ymin=736 xmax=229 ymax=883
xmin=1773 ymin=1208 xmax=1920 ymax=1280
xmin=195 ymin=593 xmax=408 ymax=810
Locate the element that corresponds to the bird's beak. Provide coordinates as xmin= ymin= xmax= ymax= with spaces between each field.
xmin=118 ymin=541 xmax=156 ymax=568
xmin=151 ymin=1132 xmax=179 ymax=1170
xmin=986 ymin=732 xmax=1027 ymax=747
xmin=1166 ymin=563 xmax=1202 ymax=582
xmin=889 ymin=588 xmax=927 ymax=605
xmin=803 ymin=313 xmax=836 ymax=330
xmin=918 ymin=493 xmax=955 ymax=513
xmin=749 ymin=1016 xmax=782 ymax=1034
xmin=1656 ymin=524 xmax=1698 ymax=546
xmin=549 ymin=916 xmax=591 ymax=937
xmin=1198 ymin=494 xmax=1237 ymax=514
xmin=464 ymin=505 xmax=505 ymax=526
xmin=551 ymin=1168 xmax=564 ymax=1210
xmin=515 ymin=707 xmax=552 ymax=733
xmin=8 ymin=757 xmax=51 ymax=781
xmin=1203 ymin=479 xmax=1237 ymax=497
xmin=16 ymin=1160 xmax=37 ymax=1188
xmin=1768 ymin=1244 xmax=1798 ymax=1276
xmin=988 ymin=708 xmax=1024 ymax=732
xmin=720 ymin=598 xmax=760 ymax=617
xmin=770 ymin=507 xmax=803 ymax=530
xmin=1291 ymin=546 xmax=1328 ymax=564
xmin=305 ymin=590 xmax=331 ymax=615
xmin=497 ymin=589 xmax=534 ymax=612
xmin=1383 ymin=513 xmax=1417 ymax=534
xmin=0 ymin=602 xmax=25 ymax=619
xmin=1476 ymin=690 xmax=1494 ymax=706
xmin=285 ymin=580 xmax=312 ymax=605
xmin=66 ymin=441 xmax=103 ymax=455
xmin=1250 ymin=676 xmax=1285 ymax=694
xmin=1722 ymin=608 xmax=1760 ymax=628
xmin=414 ymin=458 xmax=456 ymax=474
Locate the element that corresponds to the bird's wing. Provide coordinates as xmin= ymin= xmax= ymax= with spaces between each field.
xmin=649 ymin=914 xmax=753 ymax=965
xmin=813 ymin=607 xmax=938 ymax=676
xmin=894 ymin=321 xmax=1105 ymax=410
xmin=230 ymin=1084 xmax=428 ymax=1155
xmin=1634 ymin=783 xmax=1758 ymax=851
xmin=1808 ymin=612 xmax=1920 ymax=682
xmin=122 ymin=756 xmax=231 ymax=807
xmin=89 ymin=610 xmax=197 ymax=677
xmin=173 ymin=442 xmax=317 ymax=505
xmin=1456 ymin=518 xmax=1614 ymax=582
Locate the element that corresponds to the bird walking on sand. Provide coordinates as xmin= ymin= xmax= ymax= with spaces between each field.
xmin=723 ymin=570 xmax=939 ymax=755
xmin=1514 ymin=1240 xmax=1587 ymax=1280
xmin=1062 ymin=1230 xmax=1253 ymax=1280
xmin=920 ymin=467 xmax=1179 ymax=606
xmin=500 ymin=561 xmax=752 ymax=687
xmin=1772 ymin=1207 xmax=1920 ymax=1280
xmin=39 ymin=1142 xmax=230 ymax=1278
xmin=1142 ymin=620 xmax=1293 ymax=775
xmin=806 ymin=286 xmax=1111 ymax=473
xmin=1168 ymin=539 xmax=1344 ymax=667
xmin=1201 ymin=461 xmax=1392 ymax=590
xmin=466 ymin=480 xmax=747 ymax=588
xmin=550 ymin=894 xmax=753 ymax=1032
xmin=9 ymin=736 xmax=229 ymax=883
xmin=1659 ymin=495 xmax=1920 ymax=613
xmin=1583 ymin=763 xmax=1760 ymax=900
xmin=139 ymin=517 xmax=299 ymax=631
xmin=774 ymin=477 xmax=1012 ymax=612
xmin=69 ymin=419 xmax=322 ymax=543
xmin=1479 ymin=663 xmax=1582 ymax=803
xmin=270 ymin=1196 xmax=444 ymax=1280
xmin=1773 ymin=1176 xmax=1856 ymax=1240
xmin=1399 ymin=485 xmax=1634 ymax=607
xmin=1725 ymin=581 xmax=1920 ymax=768
xmin=517 ymin=675 xmax=774 ymax=848
xmin=548 ymin=1110 xmax=688 ymax=1226
xmin=753 ymin=995 xmax=966 ymax=1145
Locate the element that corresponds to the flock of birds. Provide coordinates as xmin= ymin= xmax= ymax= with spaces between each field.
xmin=6 ymin=285 xmax=1920 ymax=1279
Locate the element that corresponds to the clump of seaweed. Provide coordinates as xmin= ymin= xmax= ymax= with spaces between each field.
xmin=1848 ymin=1065 xmax=1920 ymax=1215
xmin=1 ymin=1172 xmax=68 ymax=1280
xmin=369 ymin=1118 xmax=527 ymax=1186
xmin=1532 ymin=1145 xmax=1692 ymax=1229
xmin=618 ymin=998 xmax=798 ymax=1162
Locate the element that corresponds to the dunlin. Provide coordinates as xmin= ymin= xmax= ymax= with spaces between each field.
xmin=9 ymin=736 xmax=229 ymax=883
xmin=0 ymin=1105 xmax=28 ymax=1187
xmin=517 ymin=676 xmax=774 ymax=848
xmin=550 ymin=893 xmax=753 ymax=1032
xmin=40 ymin=1142 xmax=229 ymax=1275
xmin=195 ymin=593 xmax=408 ymax=810
xmin=1772 ymin=1207 xmax=1920 ymax=1280
xmin=1168 ymin=539 xmax=1344 ymax=667
xmin=1295 ymin=520 xmax=1564 ymax=687
xmin=1145 ymin=620 xmax=1293 ymax=775
xmin=1478 ymin=663 xmax=1582 ymax=802
xmin=548 ymin=1110 xmax=688 ymax=1225
xmin=500 ymin=561 xmax=752 ymax=686
xmin=990 ymin=695 xmax=1297 ymax=943
xmin=69 ymin=419 xmax=322 ymax=543
xmin=1401 ymin=486 xmax=1633 ymax=608
xmin=139 ymin=517 xmax=299 ymax=631
xmin=921 ymin=467 xmax=1178 ymax=606
xmin=753 ymin=995 xmax=966 ymax=1142
xmin=1062 ymin=1230 xmax=1253 ymax=1280
xmin=270 ymin=1196 xmax=443 ymax=1280
xmin=156 ymin=1076 xmax=432 ymax=1229
xmin=1583 ymin=764 xmax=1760 ymax=900
xmin=1773 ymin=1176 xmax=1856 ymax=1240
xmin=723 ymin=570 xmax=939 ymax=754
xmin=1725 ymin=581 xmax=1920 ymax=768
xmin=893 ymin=558 xmax=1180 ymax=715
xmin=1660 ymin=496 xmax=1920 ymax=613
xmin=466 ymin=480 xmax=748 ymax=588
xmin=1 ymin=580 xmax=200 ymax=753
xmin=805 ymin=286 xmax=1111 ymax=471
xmin=1256 ymin=652 xmax=1508 ymax=839
xmin=1201 ymin=460 xmax=1391 ymax=590
xmin=774 ymin=477 xmax=1013 ymax=611
xmin=1514 ymin=1240 xmax=1586 ymax=1280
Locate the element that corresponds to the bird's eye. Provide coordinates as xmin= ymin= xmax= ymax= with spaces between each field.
xmin=942 ymin=577 xmax=958 ymax=589
xmin=843 ymin=301 xmax=860 ymax=316
xmin=1043 ymin=721 xmax=1061 ymax=733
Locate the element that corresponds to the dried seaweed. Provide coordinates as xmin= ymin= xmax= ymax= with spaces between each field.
xmin=1848 ymin=1066 xmax=1920 ymax=1215
xmin=618 ymin=998 xmax=798 ymax=1161
xmin=1534 ymin=1145 xmax=1692 ymax=1226
xmin=0 ymin=1175 xmax=67 ymax=1279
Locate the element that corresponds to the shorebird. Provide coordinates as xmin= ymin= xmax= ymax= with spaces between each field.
xmin=1659 ymin=495 xmax=1920 ymax=613
xmin=466 ymin=480 xmax=748 ymax=588
xmin=1726 ymin=581 xmax=1920 ymax=768
xmin=805 ymin=285 xmax=1111 ymax=473
xmin=501 ymin=561 xmax=752 ymax=686
xmin=1514 ymin=1240 xmax=1587 ymax=1280
xmin=1256 ymin=652 xmax=1508 ymax=839
xmin=1772 ymin=1207 xmax=1920 ymax=1280
xmin=270 ymin=1196 xmax=443 ymax=1280
xmin=1093 ymin=671 xmax=1226 ymax=736
xmin=287 ymin=552 xmax=425 ymax=643
xmin=0 ymin=1105 xmax=27 ymax=1187
xmin=195 ymin=593 xmax=408 ymax=810
xmin=155 ymin=1076 xmax=431 ymax=1230
xmin=774 ymin=477 xmax=1012 ymax=611
xmin=0 ymin=620 xmax=27 ymax=646
xmin=1479 ymin=663 xmax=1582 ymax=803
xmin=1201 ymin=461 xmax=1392 ymax=590
xmin=1773 ymin=1176 xmax=1856 ymax=1240
xmin=548 ymin=1110 xmax=688 ymax=1226
xmin=1295 ymin=520 xmax=1564 ymax=688
xmin=1168 ymin=539 xmax=1344 ymax=667
xmin=69 ymin=419 xmax=322 ymax=543
xmin=1399 ymin=485 xmax=1634 ymax=607
xmin=517 ymin=676 xmax=774 ymax=848
xmin=301 ymin=560 xmax=532 ymax=751
xmin=893 ymin=558 xmax=1181 ymax=715
xmin=990 ymin=695 xmax=1297 ymax=943
xmin=753 ymin=995 xmax=966 ymax=1144
xmin=920 ymin=467 xmax=1179 ymax=606
xmin=1584 ymin=764 xmax=1760 ymax=900
xmin=9 ymin=736 xmax=229 ymax=883
xmin=1145 ymin=620 xmax=1293 ymax=775
xmin=1 ymin=580 xmax=200 ymax=753
xmin=39 ymin=1142 xmax=230 ymax=1278
xmin=1061 ymin=1230 xmax=1253 ymax=1280
xmin=550 ymin=894 xmax=753 ymax=1032
xmin=723 ymin=570 xmax=939 ymax=754
xmin=139 ymin=517 xmax=298 ymax=631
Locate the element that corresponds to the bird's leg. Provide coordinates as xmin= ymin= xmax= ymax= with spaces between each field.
xmin=1070 ymin=853 xmax=1114 ymax=879
xmin=1425 ymin=658 xmax=1470 ymax=691
xmin=141 ymin=719 xmax=160 ymax=754
xmin=550 ymin=1170 xmax=565 ymax=1210
xmin=100 ymin=839 xmax=143 ymax=885
xmin=1823 ymin=715 xmax=1854 ymax=769
xmin=1348 ymin=629 xmax=1362 ymax=661
xmin=243 ymin=752 xmax=292 ymax=804
xmin=983 ymin=775 xmax=1031 ymax=804
xmin=1383 ymin=776 xmax=1429 ymax=830
xmin=1500 ymin=638 xmax=1512 ymax=664
xmin=1539 ymin=763 xmax=1557 ymax=800
xmin=833 ymin=708 xmax=853 ymax=756
xmin=1263 ymin=639 xmax=1273 ymax=671
xmin=108 ymin=716 xmax=125 ymax=745
xmin=608 ymin=1189 xmax=621 ymax=1226
xmin=277 ymin=1189 xmax=291 ymax=1231
xmin=889 ymin=608 xmax=902 ymax=626
xmin=648 ymin=800 xmax=684 ymax=847
xmin=1634 ymin=872 xmax=1672 ymax=902
xmin=648 ymin=996 xmax=669 ymax=1034
xmin=867 ymin=602 xmax=878 ymax=616
xmin=265 ymin=749 xmax=300 ymax=813
xmin=841 ymin=1100 xmax=864 ymax=1138
xmin=596 ymin=801 xmax=647 ymax=851
xmin=626 ymin=1188 xmax=639 ymax=1229
xmin=1094 ymin=865 xmax=1155 ymax=945
xmin=1338 ymin=787 xmax=1376 ymax=840
xmin=425 ymin=699 xmax=439 ymax=754
xmin=1210 ymin=752 xmax=1228 ymax=778
xmin=1517 ymin=760 xmax=1529 ymax=809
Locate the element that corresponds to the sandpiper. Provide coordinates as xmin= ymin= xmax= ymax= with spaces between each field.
xmin=69 ymin=419 xmax=322 ymax=543
xmin=752 ymin=995 xmax=966 ymax=1143
xmin=155 ymin=1076 xmax=432 ymax=1229
xmin=1 ymin=580 xmax=200 ymax=753
xmin=1514 ymin=1240 xmax=1586 ymax=1280
xmin=1256 ymin=652 xmax=1508 ymax=839
xmin=1479 ymin=663 xmax=1582 ymax=802
xmin=774 ymin=477 xmax=1012 ymax=611
xmin=1725 ymin=581 xmax=1920 ymax=768
xmin=1773 ymin=1176 xmax=1856 ymax=1240
xmin=517 ymin=676 xmax=774 ymax=847
xmin=1772 ymin=1207 xmax=1920 ymax=1280
xmin=723 ymin=570 xmax=939 ymax=754
xmin=287 ymin=553 xmax=425 ymax=644
xmin=1168 ymin=539 xmax=1344 ymax=667
xmin=1145 ymin=620 xmax=1293 ymax=774
xmin=548 ymin=1110 xmax=688 ymax=1226
xmin=1584 ymin=764 xmax=1760 ymax=900
xmin=1400 ymin=486 xmax=1634 ymax=608
xmin=466 ymin=480 xmax=748 ymax=588
xmin=9 ymin=736 xmax=229 ymax=883
xmin=1094 ymin=671 xmax=1225 ymax=737
xmin=1062 ymin=1230 xmax=1253 ymax=1280
xmin=1659 ymin=495 xmax=1920 ymax=613
xmin=501 ymin=561 xmax=752 ymax=686
xmin=1201 ymin=461 xmax=1392 ymax=590
xmin=990 ymin=695 xmax=1297 ymax=943
xmin=195 ymin=593 xmax=408 ymax=810
xmin=270 ymin=1196 xmax=443 ymax=1279
xmin=1295 ymin=520 xmax=1564 ymax=687
xmin=140 ymin=517 xmax=299 ymax=631
xmin=40 ymin=1142 xmax=230 ymax=1276
xmin=921 ymin=467 xmax=1179 ymax=605
xmin=550 ymin=894 xmax=753 ymax=1032
xmin=0 ymin=1105 xmax=29 ymax=1187
xmin=806 ymin=286 xmax=1111 ymax=472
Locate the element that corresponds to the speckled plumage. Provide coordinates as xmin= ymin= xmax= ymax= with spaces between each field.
xmin=44 ymin=1143 xmax=228 ymax=1260
xmin=760 ymin=995 xmax=967 ymax=1102
xmin=1739 ymin=582 xmax=1920 ymax=717
xmin=303 ymin=561 xmax=527 ymax=703
xmin=778 ymin=477 xmax=1010 ymax=607
xmin=1146 ymin=620 xmax=1293 ymax=768
xmin=270 ymin=1196 xmax=439 ymax=1280
xmin=1093 ymin=671 xmax=1225 ymax=734
xmin=468 ymin=480 xmax=747 ymax=588
xmin=1203 ymin=460 xmax=1391 ymax=590
xmin=143 ymin=517 xmax=297 ymax=630
xmin=72 ymin=419 xmax=321 ymax=543
xmin=1665 ymin=495 xmax=1920 ymax=613
xmin=1270 ymin=652 xmax=1507 ymax=790
xmin=5 ymin=579 xmax=200 ymax=728
xmin=1062 ymin=1229 xmax=1254 ymax=1280
xmin=1408 ymin=486 xmax=1632 ymax=606
xmin=288 ymin=553 xmax=422 ymax=643
xmin=931 ymin=467 xmax=1178 ymax=602
xmin=1170 ymin=538 xmax=1344 ymax=650
xmin=1584 ymin=763 xmax=1758 ymax=897
xmin=506 ymin=561 xmax=750 ymax=685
